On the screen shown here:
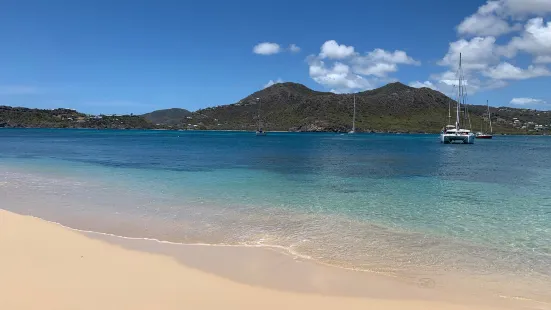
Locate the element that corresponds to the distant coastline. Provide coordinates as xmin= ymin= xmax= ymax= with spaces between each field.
xmin=2 ymin=127 xmax=551 ymax=136
xmin=2 ymin=82 xmax=550 ymax=135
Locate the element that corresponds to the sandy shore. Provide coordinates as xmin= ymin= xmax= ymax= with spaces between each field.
xmin=0 ymin=209 xmax=524 ymax=310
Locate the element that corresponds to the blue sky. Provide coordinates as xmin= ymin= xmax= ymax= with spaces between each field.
xmin=1 ymin=0 xmax=550 ymax=114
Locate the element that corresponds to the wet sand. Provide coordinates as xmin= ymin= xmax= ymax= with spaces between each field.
xmin=1 ymin=209 xmax=540 ymax=310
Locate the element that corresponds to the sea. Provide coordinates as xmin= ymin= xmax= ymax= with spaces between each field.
xmin=1 ymin=129 xmax=550 ymax=304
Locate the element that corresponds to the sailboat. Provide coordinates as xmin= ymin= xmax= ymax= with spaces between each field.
xmin=349 ymin=95 xmax=356 ymax=134
xmin=476 ymin=100 xmax=493 ymax=139
xmin=440 ymin=53 xmax=475 ymax=144
xmin=255 ymin=97 xmax=267 ymax=136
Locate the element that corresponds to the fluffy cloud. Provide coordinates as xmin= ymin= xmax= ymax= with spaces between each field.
xmin=289 ymin=44 xmax=301 ymax=53
xmin=308 ymin=57 xmax=372 ymax=92
xmin=307 ymin=42 xmax=419 ymax=92
xmin=457 ymin=0 xmax=551 ymax=37
xmin=353 ymin=62 xmax=398 ymax=77
xmin=457 ymin=9 xmax=520 ymax=36
xmin=419 ymin=0 xmax=551 ymax=94
xmin=253 ymin=42 xmax=302 ymax=55
xmin=263 ymin=78 xmax=284 ymax=88
xmin=510 ymin=97 xmax=547 ymax=105
xmin=483 ymin=62 xmax=551 ymax=80
xmin=535 ymin=55 xmax=551 ymax=63
xmin=501 ymin=0 xmax=551 ymax=17
xmin=505 ymin=18 xmax=551 ymax=60
xmin=439 ymin=37 xmax=500 ymax=71
xmin=253 ymin=42 xmax=281 ymax=55
xmin=352 ymin=49 xmax=419 ymax=77
xmin=428 ymin=70 xmax=488 ymax=95
xmin=319 ymin=40 xmax=355 ymax=59
xmin=362 ymin=49 xmax=419 ymax=65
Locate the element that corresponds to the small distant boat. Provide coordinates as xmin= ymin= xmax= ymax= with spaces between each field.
xmin=440 ymin=53 xmax=475 ymax=144
xmin=475 ymin=100 xmax=493 ymax=139
xmin=475 ymin=133 xmax=492 ymax=139
xmin=348 ymin=95 xmax=356 ymax=134
xmin=255 ymin=97 xmax=267 ymax=136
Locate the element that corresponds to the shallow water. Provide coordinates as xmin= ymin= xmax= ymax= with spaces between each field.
xmin=1 ymin=129 xmax=551 ymax=304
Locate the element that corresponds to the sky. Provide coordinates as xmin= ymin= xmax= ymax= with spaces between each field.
xmin=0 ymin=0 xmax=550 ymax=114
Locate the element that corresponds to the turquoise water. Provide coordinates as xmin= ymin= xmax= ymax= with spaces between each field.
xmin=1 ymin=129 xmax=551 ymax=301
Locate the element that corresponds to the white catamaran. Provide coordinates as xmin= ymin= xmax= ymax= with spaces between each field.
xmin=349 ymin=94 xmax=356 ymax=134
xmin=440 ymin=53 xmax=475 ymax=144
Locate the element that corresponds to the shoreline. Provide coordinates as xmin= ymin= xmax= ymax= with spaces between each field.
xmin=2 ymin=160 xmax=551 ymax=308
xmin=1 ymin=209 xmax=546 ymax=310
xmin=2 ymin=127 xmax=549 ymax=136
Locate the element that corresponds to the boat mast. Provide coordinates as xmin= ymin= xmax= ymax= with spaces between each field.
xmin=256 ymin=97 xmax=262 ymax=131
xmin=487 ymin=100 xmax=493 ymax=134
xmin=456 ymin=53 xmax=462 ymax=130
xmin=448 ymin=96 xmax=451 ymax=125
xmin=352 ymin=95 xmax=356 ymax=132
xmin=480 ymin=102 xmax=484 ymax=133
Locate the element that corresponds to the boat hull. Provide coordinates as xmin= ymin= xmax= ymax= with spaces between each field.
xmin=440 ymin=133 xmax=475 ymax=144
xmin=476 ymin=135 xmax=493 ymax=139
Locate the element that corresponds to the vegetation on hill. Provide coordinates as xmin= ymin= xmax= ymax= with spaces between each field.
xmin=181 ymin=82 xmax=551 ymax=134
xmin=142 ymin=108 xmax=192 ymax=125
xmin=1 ymin=82 xmax=550 ymax=134
xmin=0 ymin=106 xmax=153 ymax=129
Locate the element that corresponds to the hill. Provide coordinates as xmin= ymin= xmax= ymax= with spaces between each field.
xmin=0 ymin=106 xmax=154 ymax=129
xmin=142 ymin=108 xmax=192 ymax=125
xmin=179 ymin=82 xmax=550 ymax=134
xmin=2 ymin=82 xmax=550 ymax=134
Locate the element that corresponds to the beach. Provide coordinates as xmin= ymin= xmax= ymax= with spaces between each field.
xmin=1 ymin=130 xmax=551 ymax=309
xmin=0 ymin=209 xmax=523 ymax=310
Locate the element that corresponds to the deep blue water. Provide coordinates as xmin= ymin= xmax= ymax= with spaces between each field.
xmin=1 ymin=129 xmax=551 ymax=301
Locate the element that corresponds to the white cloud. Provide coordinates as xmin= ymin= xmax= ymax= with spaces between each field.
xmin=439 ymin=37 xmax=500 ymax=71
xmin=0 ymin=85 xmax=39 ymax=95
xmin=484 ymin=79 xmax=509 ymax=89
xmin=505 ymin=18 xmax=551 ymax=60
xmin=409 ymin=81 xmax=439 ymax=90
xmin=319 ymin=40 xmax=355 ymax=59
xmin=478 ymin=1 xmax=502 ymax=15
xmin=253 ymin=42 xmax=303 ymax=55
xmin=263 ymin=78 xmax=284 ymax=88
xmin=501 ymin=0 xmax=551 ymax=17
xmin=307 ymin=57 xmax=372 ymax=92
xmin=307 ymin=42 xmax=419 ymax=92
xmin=484 ymin=62 xmax=551 ymax=80
xmin=362 ymin=49 xmax=420 ymax=65
xmin=419 ymin=0 xmax=551 ymax=95
xmin=535 ymin=55 xmax=551 ymax=63
xmin=510 ymin=97 xmax=547 ymax=105
xmin=457 ymin=10 xmax=520 ymax=36
xmin=351 ymin=49 xmax=419 ymax=77
xmin=429 ymin=70 xmax=487 ymax=95
xmin=253 ymin=42 xmax=281 ymax=55
xmin=456 ymin=0 xmax=551 ymax=37
xmin=289 ymin=44 xmax=301 ymax=53
xmin=353 ymin=62 xmax=398 ymax=77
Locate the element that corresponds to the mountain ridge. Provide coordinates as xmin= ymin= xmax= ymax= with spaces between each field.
xmin=1 ymin=82 xmax=550 ymax=134
xmin=184 ymin=82 xmax=514 ymax=133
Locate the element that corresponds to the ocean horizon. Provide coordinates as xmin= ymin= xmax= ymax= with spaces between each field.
xmin=2 ymin=129 xmax=551 ymax=304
